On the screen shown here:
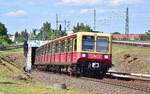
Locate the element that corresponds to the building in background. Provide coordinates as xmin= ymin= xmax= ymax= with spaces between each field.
xmin=8 ymin=34 xmax=15 ymax=42
xmin=113 ymin=34 xmax=145 ymax=40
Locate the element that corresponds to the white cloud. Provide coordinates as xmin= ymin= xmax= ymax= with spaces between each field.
xmin=80 ymin=8 xmax=123 ymax=14
xmin=57 ymin=0 xmax=100 ymax=5
xmin=4 ymin=10 xmax=27 ymax=17
xmin=80 ymin=8 xmax=93 ymax=14
xmin=110 ymin=0 xmax=144 ymax=5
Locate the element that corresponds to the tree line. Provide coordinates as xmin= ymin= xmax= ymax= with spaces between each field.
xmin=15 ymin=22 xmax=93 ymax=42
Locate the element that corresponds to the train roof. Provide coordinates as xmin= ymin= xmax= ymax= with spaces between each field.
xmin=38 ymin=32 xmax=112 ymax=49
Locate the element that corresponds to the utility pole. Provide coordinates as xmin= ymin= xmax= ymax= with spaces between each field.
xmin=64 ymin=20 xmax=70 ymax=32
xmin=55 ymin=14 xmax=70 ymax=32
xmin=125 ymin=8 xmax=129 ymax=37
xmin=94 ymin=9 xmax=96 ymax=31
xmin=56 ymin=14 xmax=59 ymax=30
xmin=64 ymin=20 xmax=67 ymax=32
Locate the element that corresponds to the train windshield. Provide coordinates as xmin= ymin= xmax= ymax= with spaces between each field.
xmin=96 ymin=36 xmax=109 ymax=52
xmin=82 ymin=36 xmax=94 ymax=51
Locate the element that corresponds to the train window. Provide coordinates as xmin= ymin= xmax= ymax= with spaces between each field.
xmin=46 ymin=45 xmax=49 ymax=54
xmin=49 ymin=45 xmax=51 ymax=54
xmin=38 ymin=49 xmax=40 ymax=55
xmin=58 ymin=42 xmax=61 ymax=53
xmin=40 ymin=49 xmax=41 ymax=55
xmin=49 ymin=44 xmax=52 ymax=54
xmin=96 ymin=36 xmax=109 ymax=52
xmin=41 ymin=48 xmax=43 ymax=55
xmin=70 ymin=39 xmax=73 ymax=52
xmin=61 ymin=41 xmax=65 ymax=53
xmin=66 ymin=39 xmax=73 ymax=52
xmin=55 ymin=43 xmax=59 ymax=53
xmin=74 ymin=39 xmax=77 ymax=51
xmin=52 ymin=44 xmax=55 ymax=54
xmin=42 ymin=48 xmax=44 ymax=55
xmin=51 ymin=44 xmax=53 ymax=54
xmin=45 ymin=46 xmax=47 ymax=54
xmin=66 ymin=40 xmax=70 ymax=52
xmin=82 ymin=36 xmax=94 ymax=51
xmin=41 ymin=49 xmax=43 ymax=55
xmin=64 ymin=40 xmax=67 ymax=52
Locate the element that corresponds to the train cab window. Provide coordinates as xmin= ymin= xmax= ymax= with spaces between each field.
xmin=82 ymin=36 xmax=94 ymax=51
xmin=96 ymin=36 xmax=109 ymax=52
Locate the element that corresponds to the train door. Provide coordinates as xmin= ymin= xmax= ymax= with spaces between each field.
xmin=72 ymin=38 xmax=77 ymax=63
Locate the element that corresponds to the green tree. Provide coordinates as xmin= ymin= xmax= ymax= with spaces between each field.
xmin=39 ymin=22 xmax=52 ymax=40
xmin=0 ymin=22 xmax=7 ymax=36
xmin=15 ymin=29 xmax=29 ymax=42
xmin=15 ymin=32 xmax=19 ymax=41
xmin=34 ymin=22 xmax=67 ymax=40
xmin=0 ymin=22 xmax=11 ymax=45
xmin=112 ymin=32 xmax=121 ymax=34
xmin=145 ymin=30 xmax=150 ymax=40
xmin=139 ymin=30 xmax=150 ymax=41
xmin=73 ymin=23 xmax=93 ymax=33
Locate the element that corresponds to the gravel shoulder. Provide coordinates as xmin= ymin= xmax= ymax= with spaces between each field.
xmin=31 ymin=71 xmax=149 ymax=94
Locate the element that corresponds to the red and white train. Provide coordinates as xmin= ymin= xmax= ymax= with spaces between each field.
xmin=35 ymin=32 xmax=112 ymax=76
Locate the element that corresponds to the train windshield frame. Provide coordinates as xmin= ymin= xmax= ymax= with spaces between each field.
xmin=96 ymin=36 xmax=109 ymax=52
xmin=82 ymin=35 xmax=95 ymax=52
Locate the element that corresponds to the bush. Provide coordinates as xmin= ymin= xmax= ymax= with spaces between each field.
xmin=0 ymin=36 xmax=12 ymax=46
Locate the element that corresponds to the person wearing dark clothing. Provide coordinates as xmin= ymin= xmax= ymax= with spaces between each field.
xmin=23 ymin=41 xmax=28 ymax=57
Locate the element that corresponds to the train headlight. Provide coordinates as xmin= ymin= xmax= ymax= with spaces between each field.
xmin=104 ymin=55 xmax=109 ymax=59
xmin=92 ymin=63 xmax=100 ymax=68
xmin=82 ymin=53 xmax=87 ymax=58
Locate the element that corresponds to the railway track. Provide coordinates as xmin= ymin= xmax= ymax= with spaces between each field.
xmin=40 ymin=69 xmax=150 ymax=93
xmin=0 ymin=44 xmax=23 ymax=50
xmin=81 ymin=76 xmax=150 ymax=93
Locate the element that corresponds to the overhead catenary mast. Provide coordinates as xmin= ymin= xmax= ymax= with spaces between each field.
xmin=56 ymin=14 xmax=70 ymax=32
xmin=125 ymin=8 xmax=129 ymax=37
xmin=56 ymin=14 xmax=59 ymax=30
xmin=94 ymin=9 xmax=96 ymax=31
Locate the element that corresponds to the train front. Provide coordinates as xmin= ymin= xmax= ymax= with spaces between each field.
xmin=75 ymin=32 xmax=112 ymax=75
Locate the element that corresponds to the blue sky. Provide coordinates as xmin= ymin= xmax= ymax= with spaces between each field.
xmin=0 ymin=0 xmax=150 ymax=34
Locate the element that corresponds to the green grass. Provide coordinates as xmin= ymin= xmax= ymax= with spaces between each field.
xmin=112 ymin=44 xmax=150 ymax=54
xmin=0 ymin=48 xmax=23 ymax=55
xmin=0 ymin=48 xmax=93 ymax=94
xmin=112 ymin=44 xmax=150 ymax=74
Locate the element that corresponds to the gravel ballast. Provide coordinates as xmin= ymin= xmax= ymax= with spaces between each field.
xmin=31 ymin=71 xmax=149 ymax=94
